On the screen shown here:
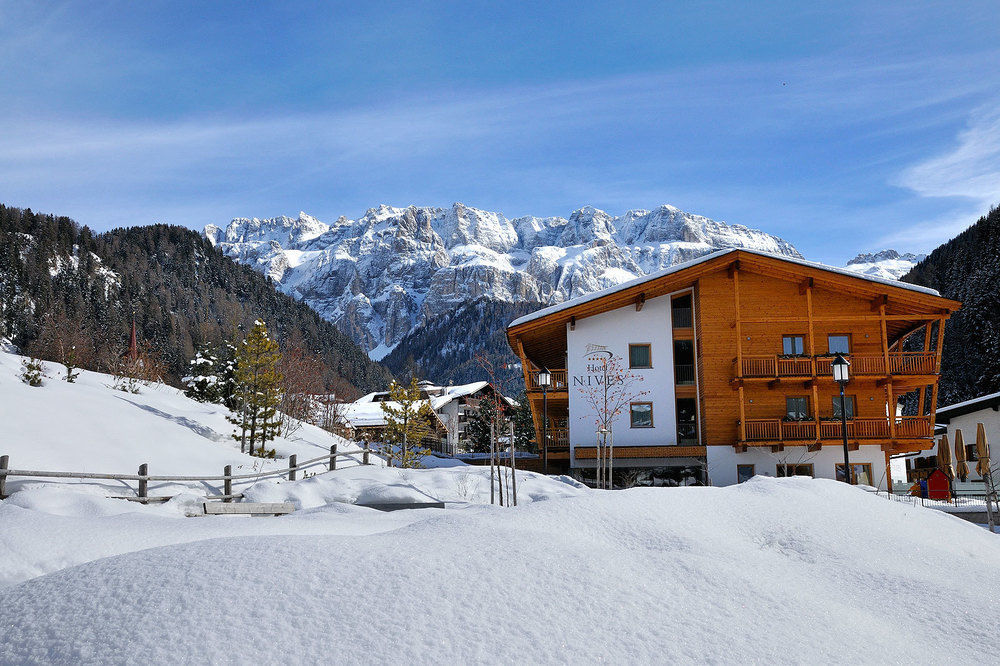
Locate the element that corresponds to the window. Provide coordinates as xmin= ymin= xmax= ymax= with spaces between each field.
xmin=671 ymin=293 xmax=693 ymax=329
xmin=674 ymin=339 xmax=695 ymax=385
xmin=831 ymin=395 xmax=857 ymax=419
xmin=629 ymin=343 xmax=652 ymax=369
xmin=630 ymin=402 xmax=653 ymax=428
xmin=676 ymin=397 xmax=698 ymax=444
xmin=777 ymin=464 xmax=814 ymax=478
xmin=828 ymin=334 xmax=851 ymax=354
xmin=785 ymin=396 xmax=809 ymax=421
xmin=782 ymin=335 xmax=805 ymax=355
xmin=836 ymin=463 xmax=873 ymax=485
xmin=966 ymin=444 xmax=979 ymax=462
xmin=737 ymin=464 xmax=755 ymax=484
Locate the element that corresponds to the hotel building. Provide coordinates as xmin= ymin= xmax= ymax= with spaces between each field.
xmin=506 ymin=249 xmax=960 ymax=488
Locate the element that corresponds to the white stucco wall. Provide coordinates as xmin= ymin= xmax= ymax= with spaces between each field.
xmin=706 ymin=444 xmax=889 ymax=490
xmin=941 ymin=408 xmax=1000 ymax=483
xmin=566 ymin=294 xmax=676 ymax=464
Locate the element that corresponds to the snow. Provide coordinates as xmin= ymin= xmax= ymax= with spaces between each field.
xmin=207 ymin=202 xmax=806 ymax=354
xmin=510 ymin=247 xmax=944 ymax=328
xmin=1 ymin=476 xmax=998 ymax=663
xmin=0 ymin=350 xmax=368 ymax=497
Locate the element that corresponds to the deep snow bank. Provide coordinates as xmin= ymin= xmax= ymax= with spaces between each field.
xmin=2 ymin=477 xmax=998 ymax=664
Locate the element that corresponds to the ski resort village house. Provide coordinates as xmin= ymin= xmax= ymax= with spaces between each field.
xmin=506 ymin=249 xmax=961 ymax=488
xmin=340 ymin=381 xmax=510 ymax=456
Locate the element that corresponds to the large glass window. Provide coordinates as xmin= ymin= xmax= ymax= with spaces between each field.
xmin=777 ymin=464 xmax=815 ymax=477
xmin=785 ymin=396 xmax=809 ymax=421
xmin=836 ymin=463 xmax=873 ymax=485
xmin=630 ymin=402 xmax=653 ymax=428
xmin=676 ymin=397 xmax=697 ymax=444
xmin=673 ymin=339 xmax=695 ymax=385
xmin=629 ymin=343 xmax=652 ymax=369
xmin=782 ymin=335 xmax=805 ymax=355
xmin=671 ymin=293 xmax=693 ymax=329
xmin=828 ymin=334 xmax=851 ymax=354
xmin=832 ymin=395 xmax=856 ymax=419
xmin=737 ymin=464 xmax=755 ymax=484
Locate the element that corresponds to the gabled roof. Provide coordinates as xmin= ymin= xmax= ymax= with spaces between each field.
xmin=509 ymin=248 xmax=946 ymax=330
xmin=936 ymin=391 xmax=1000 ymax=422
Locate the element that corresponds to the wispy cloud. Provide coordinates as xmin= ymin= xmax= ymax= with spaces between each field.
xmin=897 ymin=103 xmax=1000 ymax=206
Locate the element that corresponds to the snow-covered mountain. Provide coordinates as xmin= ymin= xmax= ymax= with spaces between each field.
xmin=843 ymin=250 xmax=926 ymax=281
xmin=205 ymin=203 xmax=802 ymax=360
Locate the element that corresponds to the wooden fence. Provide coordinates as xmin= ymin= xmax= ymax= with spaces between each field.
xmin=0 ymin=445 xmax=374 ymax=503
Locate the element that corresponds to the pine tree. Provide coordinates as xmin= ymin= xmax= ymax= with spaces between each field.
xmin=466 ymin=397 xmax=504 ymax=454
xmin=510 ymin=392 xmax=535 ymax=453
xmin=182 ymin=344 xmax=220 ymax=402
xmin=379 ymin=377 xmax=433 ymax=468
xmin=228 ymin=321 xmax=283 ymax=457
xmin=19 ymin=357 xmax=46 ymax=386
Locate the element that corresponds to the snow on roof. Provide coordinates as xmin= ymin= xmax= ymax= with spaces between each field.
xmin=508 ymin=248 xmax=943 ymax=329
xmin=936 ymin=391 xmax=1000 ymax=419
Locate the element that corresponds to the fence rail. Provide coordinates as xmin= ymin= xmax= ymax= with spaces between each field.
xmin=528 ymin=369 xmax=568 ymax=391
xmin=742 ymin=416 xmax=933 ymax=442
xmin=738 ymin=352 xmax=937 ymax=379
xmin=0 ymin=445 xmax=374 ymax=503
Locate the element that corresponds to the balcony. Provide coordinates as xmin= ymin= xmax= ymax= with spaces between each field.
xmin=737 ymin=352 xmax=937 ymax=380
xmin=539 ymin=427 xmax=570 ymax=447
xmin=742 ymin=415 xmax=934 ymax=442
xmin=528 ymin=369 xmax=568 ymax=392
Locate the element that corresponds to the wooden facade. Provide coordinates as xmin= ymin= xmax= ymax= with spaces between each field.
xmin=506 ymin=250 xmax=960 ymax=484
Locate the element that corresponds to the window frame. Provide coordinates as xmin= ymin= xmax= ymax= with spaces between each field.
xmin=675 ymin=396 xmax=698 ymax=444
xmin=776 ymin=463 xmax=815 ymax=478
xmin=785 ymin=395 xmax=810 ymax=421
xmin=628 ymin=343 xmax=653 ymax=369
xmin=782 ymin=334 xmax=806 ymax=356
xmin=827 ymin=333 xmax=852 ymax=355
xmin=629 ymin=401 xmax=654 ymax=428
xmin=737 ymin=464 xmax=755 ymax=484
xmin=836 ymin=463 xmax=873 ymax=485
xmin=831 ymin=394 xmax=857 ymax=419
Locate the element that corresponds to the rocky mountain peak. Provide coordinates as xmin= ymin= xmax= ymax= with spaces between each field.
xmin=207 ymin=202 xmax=803 ymax=360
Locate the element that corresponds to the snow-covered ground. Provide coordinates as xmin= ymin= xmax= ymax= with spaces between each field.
xmin=2 ymin=477 xmax=999 ymax=663
xmin=2 ymin=349 xmax=1000 ymax=663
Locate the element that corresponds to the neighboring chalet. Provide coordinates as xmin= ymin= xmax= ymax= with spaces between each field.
xmin=340 ymin=380 xmax=510 ymax=456
xmin=903 ymin=391 xmax=1000 ymax=486
xmin=506 ymin=248 xmax=960 ymax=489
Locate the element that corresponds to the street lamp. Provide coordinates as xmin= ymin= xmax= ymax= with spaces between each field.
xmin=832 ymin=353 xmax=852 ymax=484
xmin=537 ymin=368 xmax=551 ymax=474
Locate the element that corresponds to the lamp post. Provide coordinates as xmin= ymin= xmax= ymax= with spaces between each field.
xmin=832 ymin=353 xmax=852 ymax=484
xmin=538 ymin=368 xmax=551 ymax=474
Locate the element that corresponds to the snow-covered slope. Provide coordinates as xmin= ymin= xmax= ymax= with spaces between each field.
xmin=844 ymin=249 xmax=925 ymax=280
xmin=206 ymin=203 xmax=802 ymax=358
xmin=0 ymin=350 xmax=366 ymax=494
xmin=2 ymin=477 xmax=998 ymax=663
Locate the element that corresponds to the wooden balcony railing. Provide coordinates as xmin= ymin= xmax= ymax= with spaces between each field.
xmin=743 ymin=415 xmax=933 ymax=442
xmin=539 ymin=428 xmax=570 ymax=447
xmin=528 ymin=369 xmax=568 ymax=391
xmin=738 ymin=353 xmax=937 ymax=379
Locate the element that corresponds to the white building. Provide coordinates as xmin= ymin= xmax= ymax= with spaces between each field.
xmin=341 ymin=380 xmax=510 ymax=456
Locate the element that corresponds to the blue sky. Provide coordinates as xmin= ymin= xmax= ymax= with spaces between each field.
xmin=1 ymin=1 xmax=998 ymax=264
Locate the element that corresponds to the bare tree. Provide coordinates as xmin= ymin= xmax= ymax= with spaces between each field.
xmin=577 ymin=347 xmax=647 ymax=489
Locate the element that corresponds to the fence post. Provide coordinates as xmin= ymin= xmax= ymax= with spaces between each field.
xmin=329 ymin=444 xmax=337 ymax=471
xmin=363 ymin=447 xmax=370 ymax=465
xmin=289 ymin=455 xmax=297 ymax=481
xmin=0 ymin=455 xmax=8 ymax=499
xmin=138 ymin=463 xmax=148 ymax=501
xmin=223 ymin=465 xmax=232 ymax=503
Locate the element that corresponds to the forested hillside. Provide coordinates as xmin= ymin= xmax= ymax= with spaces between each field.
xmin=0 ymin=205 xmax=392 ymax=394
xmin=382 ymin=299 xmax=540 ymax=388
xmin=903 ymin=205 xmax=1000 ymax=405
